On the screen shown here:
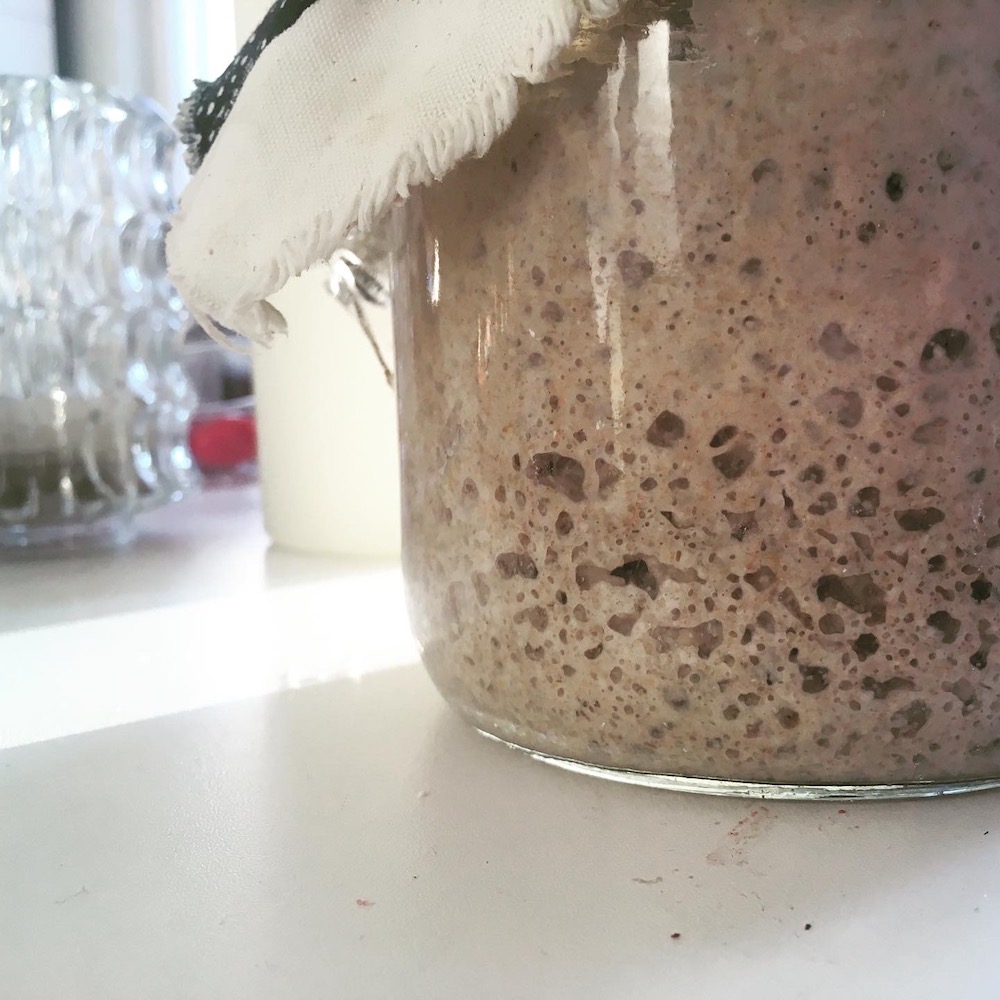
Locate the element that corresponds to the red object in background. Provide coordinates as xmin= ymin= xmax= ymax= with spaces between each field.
xmin=189 ymin=413 xmax=258 ymax=471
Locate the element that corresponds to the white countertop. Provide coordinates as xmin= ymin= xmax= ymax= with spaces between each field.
xmin=1 ymin=487 xmax=998 ymax=999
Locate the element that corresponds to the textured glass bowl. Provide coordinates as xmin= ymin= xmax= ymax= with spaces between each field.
xmin=0 ymin=75 xmax=197 ymax=552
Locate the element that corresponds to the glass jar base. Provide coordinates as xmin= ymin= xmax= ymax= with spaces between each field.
xmin=0 ymin=513 xmax=137 ymax=557
xmin=475 ymin=729 xmax=1000 ymax=801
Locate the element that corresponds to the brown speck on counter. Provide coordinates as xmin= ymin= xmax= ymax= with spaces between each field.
xmin=671 ymin=932 xmax=682 ymax=941
xmin=804 ymin=923 xmax=813 ymax=931
xmin=707 ymin=807 xmax=775 ymax=865
xmin=356 ymin=899 xmax=375 ymax=908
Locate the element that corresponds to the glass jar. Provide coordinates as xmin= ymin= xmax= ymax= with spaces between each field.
xmin=393 ymin=0 xmax=1000 ymax=798
xmin=0 ymin=76 xmax=197 ymax=552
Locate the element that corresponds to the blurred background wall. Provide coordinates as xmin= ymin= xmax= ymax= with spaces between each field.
xmin=0 ymin=0 xmax=56 ymax=76
xmin=54 ymin=0 xmax=235 ymax=115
